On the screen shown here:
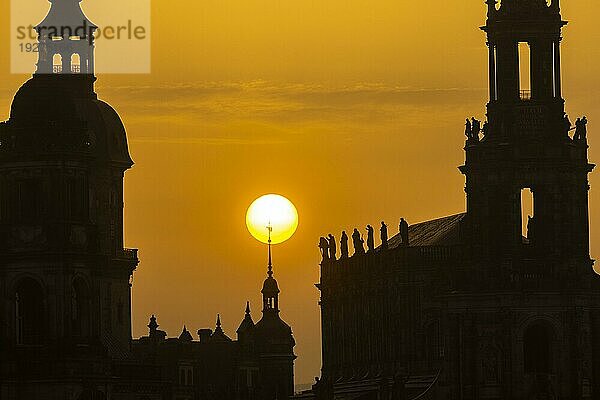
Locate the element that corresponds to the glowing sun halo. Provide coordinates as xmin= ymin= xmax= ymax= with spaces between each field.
xmin=246 ymin=194 xmax=298 ymax=244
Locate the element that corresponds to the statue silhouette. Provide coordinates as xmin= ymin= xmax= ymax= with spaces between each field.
xmin=352 ymin=228 xmax=365 ymax=255
xmin=327 ymin=234 xmax=337 ymax=261
xmin=465 ymin=118 xmax=472 ymax=139
xmin=471 ymin=117 xmax=481 ymax=141
xmin=380 ymin=221 xmax=388 ymax=250
xmin=319 ymin=237 xmax=329 ymax=262
xmin=366 ymin=225 xmax=375 ymax=252
xmin=340 ymin=231 xmax=349 ymax=259
xmin=575 ymin=116 xmax=589 ymax=141
xmin=482 ymin=121 xmax=489 ymax=137
xmin=399 ymin=218 xmax=409 ymax=246
xmin=563 ymin=114 xmax=572 ymax=137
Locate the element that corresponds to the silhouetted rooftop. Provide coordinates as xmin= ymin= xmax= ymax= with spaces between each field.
xmin=236 ymin=302 xmax=255 ymax=334
xmin=3 ymin=75 xmax=133 ymax=167
xmin=254 ymin=313 xmax=295 ymax=345
xmin=385 ymin=213 xmax=466 ymax=249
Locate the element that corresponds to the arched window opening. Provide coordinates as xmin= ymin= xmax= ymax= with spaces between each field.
xmin=15 ymin=278 xmax=44 ymax=345
xmin=524 ymin=322 xmax=553 ymax=374
xmin=71 ymin=53 xmax=81 ymax=73
xmin=521 ymin=188 xmax=534 ymax=243
xmin=72 ymin=278 xmax=90 ymax=337
xmin=52 ymin=54 xmax=62 ymax=74
xmin=519 ymin=42 xmax=531 ymax=100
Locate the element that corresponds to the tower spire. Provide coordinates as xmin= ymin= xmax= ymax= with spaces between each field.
xmin=267 ymin=222 xmax=273 ymax=277
xmin=261 ymin=222 xmax=280 ymax=313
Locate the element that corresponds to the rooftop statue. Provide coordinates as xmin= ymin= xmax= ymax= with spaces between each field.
xmin=482 ymin=121 xmax=489 ymax=138
xmin=465 ymin=118 xmax=472 ymax=140
xmin=380 ymin=221 xmax=388 ymax=250
xmin=574 ymin=116 xmax=588 ymax=141
xmin=399 ymin=218 xmax=409 ymax=246
xmin=465 ymin=117 xmax=482 ymax=142
xmin=563 ymin=114 xmax=572 ymax=138
xmin=340 ymin=231 xmax=349 ymax=259
xmin=352 ymin=228 xmax=365 ymax=255
xmin=319 ymin=237 xmax=329 ymax=262
xmin=366 ymin=225 xmax=375 ymax=252
xmin=327 ymin=234 xmax=337 ymax=261
xmin=471 ymin=117 xmax=481 ymax=141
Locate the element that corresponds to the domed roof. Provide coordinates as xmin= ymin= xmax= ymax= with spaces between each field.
xmin=2 ymin=75 xmax=133 ymax=167
xmin=261 ymin=276 xmax=280 ymax=295
xmin=254 ymin=312 xmax=295 ymax=346
xmin=36 ymin=0 xmax=97 ymax=34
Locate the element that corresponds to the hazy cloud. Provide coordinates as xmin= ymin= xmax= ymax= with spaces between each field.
xmin=96 ymin=81 xmax=487 ymax=145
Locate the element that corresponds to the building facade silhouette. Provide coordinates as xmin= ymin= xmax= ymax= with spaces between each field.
xmin=0 ymin=1 xmax=295 ymax=399
xmin=304 ymin=1 xmax=600 ymax=399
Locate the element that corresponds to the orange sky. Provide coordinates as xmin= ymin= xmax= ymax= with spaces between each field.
xmin=1 ymin=0 xmax=600 ymax=386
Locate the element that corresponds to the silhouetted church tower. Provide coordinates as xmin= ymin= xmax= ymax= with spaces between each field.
xmin=461 ymin=0 xmax=599 ymax=396
xmin=463 ymin=0 xmax=593 ymax=262
xmin=252 ymin=237 xmax=296 ymax=400
xmin=0 ymin=0 xmax=138 ymax=397
xmin=313 ymin=1 xmax=600 ymax=399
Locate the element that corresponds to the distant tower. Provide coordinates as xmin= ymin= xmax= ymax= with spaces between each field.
xmin=253 ymin=227 xmax=296 ymax=400
xmin=0 ymin=0 xmax=137 ymax=397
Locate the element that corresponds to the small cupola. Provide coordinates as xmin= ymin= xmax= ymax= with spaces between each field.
xmin=35 ymin=0 xmax=98 ymax=74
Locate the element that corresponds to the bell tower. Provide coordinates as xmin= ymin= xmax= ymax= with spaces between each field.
xmin=461 ymin=0 xmax=594 ymax=267
xmin=0 ymin=0 xmax=138 ymax=397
